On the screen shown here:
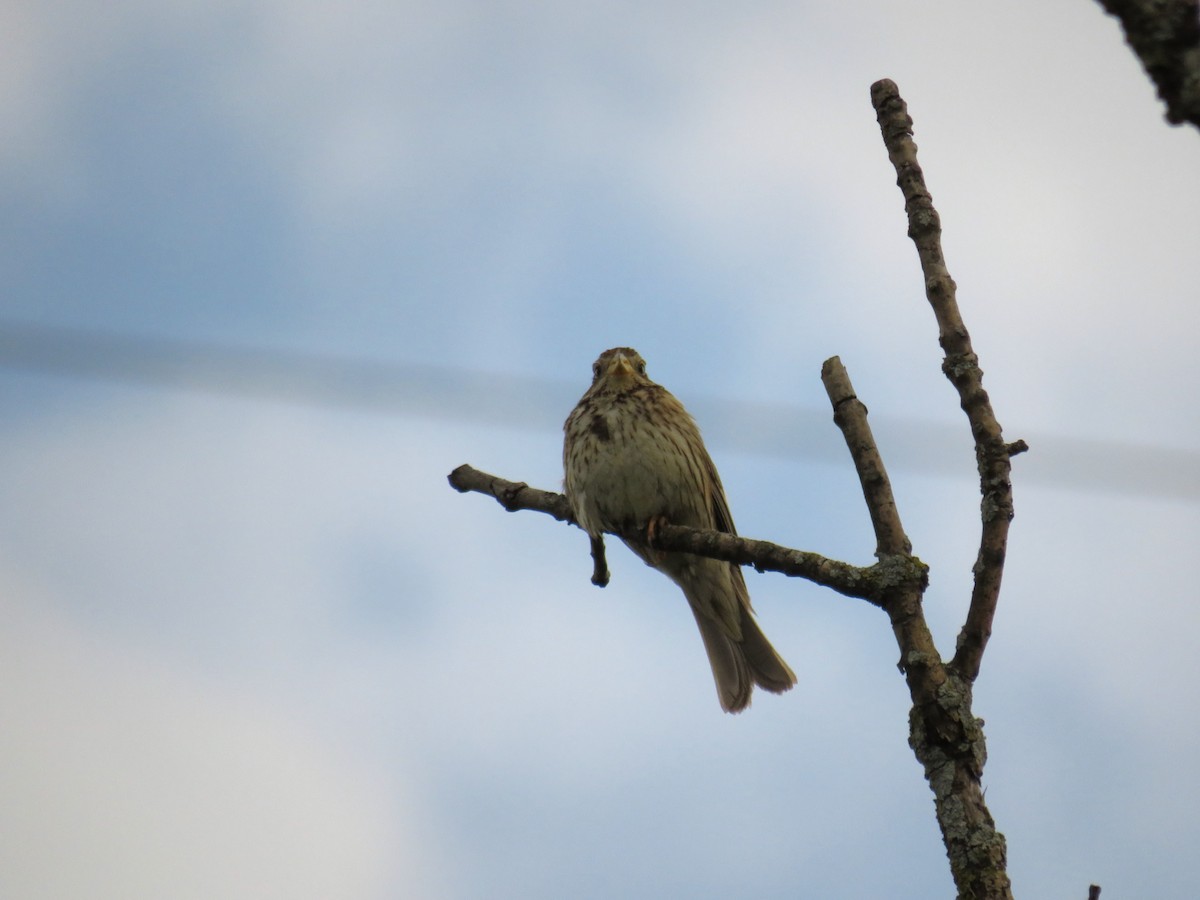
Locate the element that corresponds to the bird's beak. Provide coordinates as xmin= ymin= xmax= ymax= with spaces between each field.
xmin=612 ymin=356 xmax=636 ymax=377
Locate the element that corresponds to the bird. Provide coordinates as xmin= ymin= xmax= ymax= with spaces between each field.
xmin=563 ymin=346 xmax=796 ymax=713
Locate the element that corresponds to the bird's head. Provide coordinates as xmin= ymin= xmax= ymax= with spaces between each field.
xmin=591 ymin=347 xmax=648 ymax=388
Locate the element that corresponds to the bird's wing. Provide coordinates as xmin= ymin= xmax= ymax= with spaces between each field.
xmin=704 ymin=451 xmax=738 ymax=537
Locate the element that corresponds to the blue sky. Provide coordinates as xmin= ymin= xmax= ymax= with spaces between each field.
xmin=2 ymin=2 xmax=1199 ymax=897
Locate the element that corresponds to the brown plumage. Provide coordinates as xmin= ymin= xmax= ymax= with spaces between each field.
xmin=563 ymin=347 xmax=795 ymax=713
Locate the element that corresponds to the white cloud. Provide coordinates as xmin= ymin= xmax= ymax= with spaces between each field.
xmin=0 ymin=584 xmax=440 ymax=899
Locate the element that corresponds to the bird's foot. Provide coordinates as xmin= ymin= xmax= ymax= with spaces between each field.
xmin=644 ymin=515 xmax=671 ymax=557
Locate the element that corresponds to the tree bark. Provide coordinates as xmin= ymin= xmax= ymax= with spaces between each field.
xmin=1095 ymin=0 xmax=1200 ymax=129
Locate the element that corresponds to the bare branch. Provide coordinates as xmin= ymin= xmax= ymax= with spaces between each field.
xmin=818 ymin=353 xmax=938 ymax=715
xmin=448 ymin=463 xmax=899 ymax=603
xmin=871 ymin=78 xmax=1020 ymax=684
xmin=449 ymin=463 xmax=574 ymax=521
xmin=821 ymin=356 xmax=911 ymax=557
xmin=869 ymin=78 xmax=1014 ymax=900
xmin=1095 ymin=0 xmax=1200 ymax=129
xmin=649 ymin=520 xmax=899 ymax=605
xmin=818 ymin=355 xmax=1009 ymax=898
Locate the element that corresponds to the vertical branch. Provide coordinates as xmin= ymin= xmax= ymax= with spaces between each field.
xmin=820 ymin=354 xmax=940 ymax=727
xmin=871 ymin=78 xmax=1024 ymax=684
xmin=820 ymin=356 xmax=911 ymax=557
xmin=821 ymin=352 xmax=1010 ymax=900
xmin=867 ymin=79 xmax=1016 ymax=900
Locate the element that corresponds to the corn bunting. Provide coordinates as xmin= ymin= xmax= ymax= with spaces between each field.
xmin=563 ymin=347 xmax=796 ymax=713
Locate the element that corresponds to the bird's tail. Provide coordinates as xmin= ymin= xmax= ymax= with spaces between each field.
xmin=688 ymin=595 xmax=796 ymax=714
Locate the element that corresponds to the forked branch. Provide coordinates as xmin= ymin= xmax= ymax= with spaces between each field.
xmin=871 ymin=78 xmax=1024 ymax=684
xmin=449 ymin=79 xmax=1021 ymax=900
xmin=870 ymin=77 xmax=1016 ymax=899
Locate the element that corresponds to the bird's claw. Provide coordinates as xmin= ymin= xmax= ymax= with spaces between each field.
xmin=645 ymin=515 xmax=670 ymax=548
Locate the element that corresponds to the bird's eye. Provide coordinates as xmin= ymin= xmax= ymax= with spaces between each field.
xmin=592 ymin=362 xmax=602 ymax=380
xmin=635 ymin=360 xmax=646 ymax=375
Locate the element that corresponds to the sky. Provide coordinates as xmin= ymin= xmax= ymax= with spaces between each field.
xmin=2 ymin=1 xmax=1199 ymax=897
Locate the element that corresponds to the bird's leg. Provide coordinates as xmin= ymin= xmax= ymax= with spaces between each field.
xmin=589 ymin=534 xmax=610 ymax=587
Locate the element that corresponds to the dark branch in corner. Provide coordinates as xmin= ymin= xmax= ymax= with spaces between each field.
xmin=448 ymin=463 xmax=906 ymax=605
xmin=1095 ymin=0 xmax=1200 ymax=129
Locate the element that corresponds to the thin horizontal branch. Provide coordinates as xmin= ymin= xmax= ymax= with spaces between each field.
xmin=448 ymin=463 xmax=574 ymax=521
xmin=448 ymin=463 xmax=900 ymax=604
xmin=649 ymin=520 xmax=893 ymax=606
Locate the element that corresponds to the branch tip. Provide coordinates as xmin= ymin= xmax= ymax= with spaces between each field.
xmin=447 ymin=464 xmax=472 ymax=492
xmin=1005 ymin=439 xmax=1029 ymax=458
